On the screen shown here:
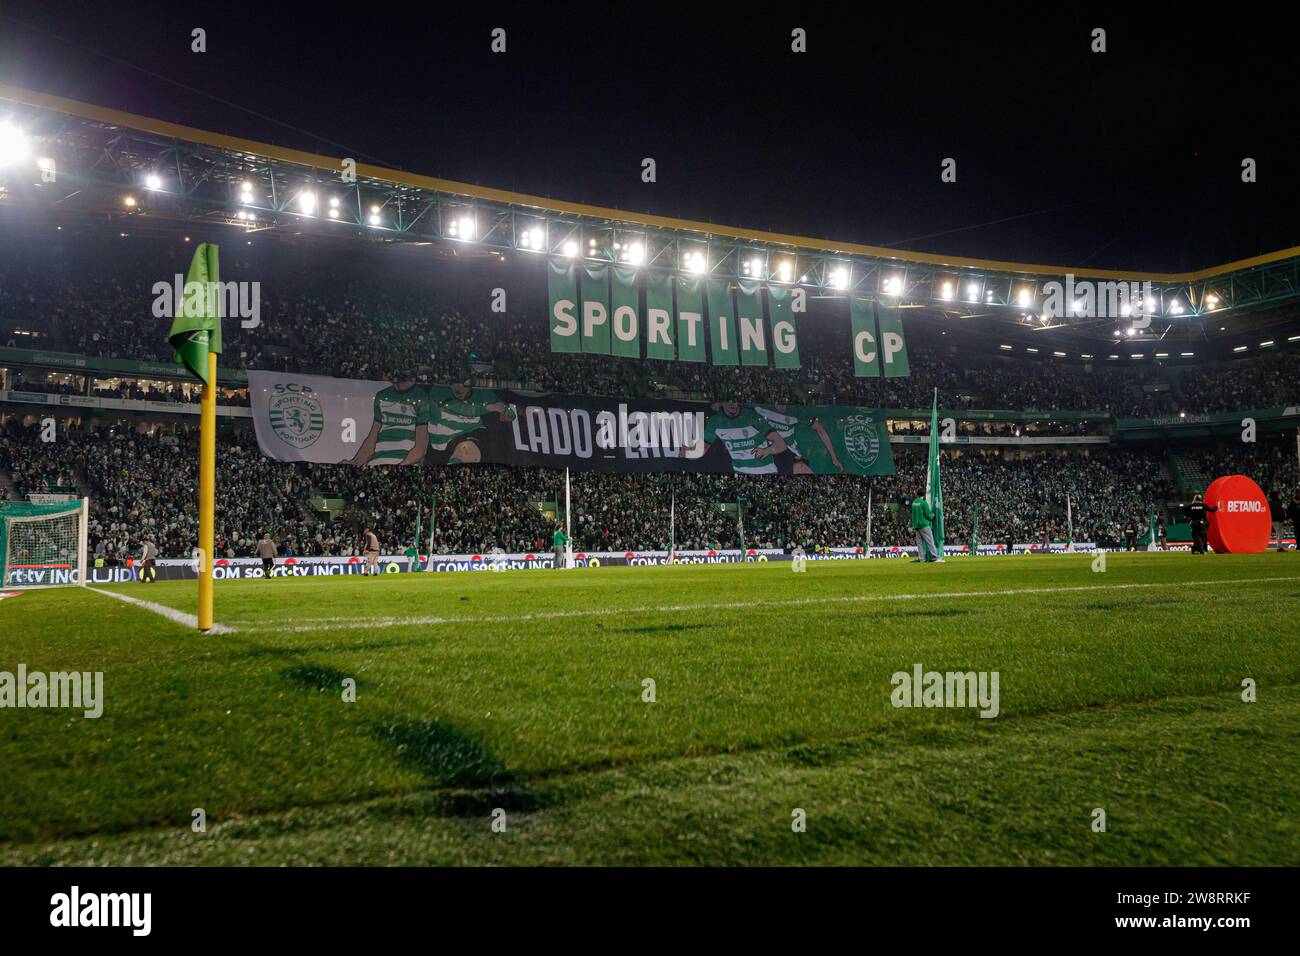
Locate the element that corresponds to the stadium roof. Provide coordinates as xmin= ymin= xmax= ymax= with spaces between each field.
xmin=3 ymin=82 xmax=1300 ymax=342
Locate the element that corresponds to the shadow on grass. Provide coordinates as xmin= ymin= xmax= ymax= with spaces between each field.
xmin=368 ymin=719 xmax=546 ymax=817
xmin=606 ymin=623 xmax=712 ymax=635
xmin=281 ymin=664 xmax=354 ymax=692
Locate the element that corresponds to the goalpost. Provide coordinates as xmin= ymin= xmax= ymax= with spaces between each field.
xmin=0 ymin=499 xmax=89 ymax=589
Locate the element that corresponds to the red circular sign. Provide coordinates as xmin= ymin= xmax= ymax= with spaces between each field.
xmin=1205 ymin=474 xmax=1272 ymax=553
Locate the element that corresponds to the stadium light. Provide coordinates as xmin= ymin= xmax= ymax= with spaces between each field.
xmin=939 ymin=281 xmax=954 ymax=301
xmin=1025 ymin=347 xmax=1038 ymax=353
xmin=829 ymin=266 xmax=850 ymax=290
xmin=1170 ymin=300 xmax=1185 ymax=315
xmin=562 ymin=240 xmax=579 ymax=257
xmin=1288 ymin=335 xmax=1300 ymax=343
xmin=1156 ymin=352 xmax=1169 ymax=358
xmin=1081 ymin=353 xmax=1093 ymax=359
xmin=1181 ymin=351 xmax=1195 ymax=356
xmin=1130 ymin=353 xmax=1143 ymax=359
xmin=329 ymin=197 xmax=340 ymax=209
xmin=1207 ymin=294 xmax=1220 ymax=308
xmin=1016 ymin=287 xmax=1034 ymax=307
xmin=1120 ymin=303 xmax=1132 ymax=317
xmin=882 ymin=275 xmax=902 ymax=296
xmin=683 ymin=250 xmax=707 ymax=274
xmin=145 ymin=173 xmax=163 ymax=191
xmin=777 ymin=260 xmax=793 ymax=282
xmin=965 ymin=282 xmax=979 ymax=301
xmin=627 ymin=241 xmax=645 ymax=266
xmin=742 ymin=257 xmax=763 ymax=277
xmin=327 ymin=208 xmax=339 ymax=219
xmin=123 ymin=195 xmax=137 ymax=207
xmin=368 ymin=213 xmax=382 ymax=226
xmin=0 ymin=122 xmax=30 ymax=166
xmin=457 ymin=217 xmax=475 ymax=240
xmin=1260 ymin=340 xmax=1275 ymax=347
xmin=1053 ymin=351 xmax=1066 ymax=357
xmin=999 ymin=344 xmax=1012 ymax=350
xmin=1233 ymin=345 xmax=1248 ymax=352
xmin=298 ymin=191 xmax=316 ymax=214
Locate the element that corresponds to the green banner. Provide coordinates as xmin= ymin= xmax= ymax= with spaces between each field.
xmin=767 ymin=286 xmax=799 ymax=369
xmin=580 ymin=263 xmax=611 ymax=354
xmin=736 ymin=280 xmax=767 ymax=367
xmin=850 ymin=298 xmax=880 ymax=378
xmin=611 ymin=266 xmax=641 ymax=358
xmin=875 ymin=303 xmax=910 ymax=378
xmin=645 ymin=273 xmax=675 ymax=361
xmin=706 ymin=280 xmax=738 ymax=366
xmin=548 ymin=258 xmax=580 ymax=354
xmin=675 ymin=275 xmax=706 ymax=363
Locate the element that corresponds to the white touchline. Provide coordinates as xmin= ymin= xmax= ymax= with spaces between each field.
xmin=87 ymin=587 xmax=235 ymax=634
xmin=227 ymin=575 xmax=1299 ymax=634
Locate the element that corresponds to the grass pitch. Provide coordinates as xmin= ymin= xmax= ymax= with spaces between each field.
xmin=1 ymin=553 xmax=1297 ymax=866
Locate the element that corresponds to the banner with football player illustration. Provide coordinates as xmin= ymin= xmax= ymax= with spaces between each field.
xmin=248 ymin=370 xmax=894 ymax=476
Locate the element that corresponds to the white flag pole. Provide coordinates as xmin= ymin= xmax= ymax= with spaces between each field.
xmin=866 ymin=482 xmax=873 ymax=553
xmin=564 ymin=466 xmax=573 ymax=570
xmin=669 ymin=490 xmax=675 ymax=565
xmin=1066 ymin=494 xmax=1073 ymax=553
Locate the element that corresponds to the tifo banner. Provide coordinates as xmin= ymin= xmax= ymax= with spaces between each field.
xmin=546 ymin=260 xmax=907 ymax=374
xmin=248 ymin=370 xmax=894 ymax=476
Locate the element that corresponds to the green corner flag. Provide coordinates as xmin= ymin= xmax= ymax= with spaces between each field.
xmin=926 ymin=389 xmax=945 ymax=555
xmin=168 ymin=243 xmax=222 ymax=384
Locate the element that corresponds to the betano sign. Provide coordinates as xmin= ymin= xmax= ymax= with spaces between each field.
xmin=1206 ymin=474 xmax=1272 ymax=553
xmin=547 ymin=260 xmax=909 ymax=378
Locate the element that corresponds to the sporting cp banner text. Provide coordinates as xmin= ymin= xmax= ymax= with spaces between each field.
xmin=248 ymin=370 xmax=894 ymax=476
xmin=547 ymin=260 xmax=909 ymax=377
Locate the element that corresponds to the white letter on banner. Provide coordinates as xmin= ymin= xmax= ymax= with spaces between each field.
xmin=526 ymin=406 xmax=550 ymax=454
xmin=647 ymin=309 xmax=672 ymax=346
xmin=583 ymin=301 xmax=608 ymax=339
xmin=571 ymin=410 xmax=593 ymax=458
xmin=882 ymin=332 xmax=904 ymax=365
xmin=855 ymin=330 xmax=877 ymax=364
xmin=679 ymin=311 xmax=702 ymax=348
xmin=547 ymin=408 xmax=572 ymax=456
xmin=738 ymin=316 xmax=765 ymax=353
xmin=552 ymin=299 xmax=578 ymax=338
xmin=772 ymin=320 xmax=796 ymax=354
xmin=595 ymin=411 xmax=617 ymax=449
xmin=613 ymin=305 xmax=638 ymax=342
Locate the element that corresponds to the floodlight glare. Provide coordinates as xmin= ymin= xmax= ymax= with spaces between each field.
xmin=830 ymin=268 xmax=849 ymax=290
xmin=327 ymin=208 xmax=339 ymax=219
xmin=458 ymin=217 xmax=475 ymax=239
xmin=939 ymin=281 xmax=954 ymax=300
xmin=145 ymin=173 xmax=162 ymax=191
xmin=777 ymin=260 xmax=793 ymax=282
xmin=628 ymin=241 xmax=645 ymax=265
xmin=1017 ymin=287 xmax=1033 ymax=307
xmin=298 ymin=192 xmax=316 ymax=213
xmin=368 ymin=213 xmax=381 ymax=226
xmin=0 ymin=123 xmax=30 ymax=166
xmin=562 ymin=240 xmax=579 ymax=257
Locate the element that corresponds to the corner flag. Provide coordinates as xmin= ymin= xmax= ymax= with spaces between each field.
xmin=166 ymin=243 xmax=221 ymax=631
xmin=167 ymin=244 xmax=222 ymax=384
xmin=926 ymin=389 xmax=944 ymax=555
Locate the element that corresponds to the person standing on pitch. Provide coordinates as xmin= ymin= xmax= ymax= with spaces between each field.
xmin=552 ymin=523 xmax=570 ymax=569
xmin=1123 ymin=519 xmax=1138 ymax=552
xmin=362 ymin=528 xmax=381 ymax=576
xmin=139 ymin=537 xmax=158 ymax=583
xmin=909 ymin=487 xmax=942 ymax=563
xmin=257 ymin=533 xmax=277 ymax=578
xmin=1187 ymin=494 xmax=1216 ymax=554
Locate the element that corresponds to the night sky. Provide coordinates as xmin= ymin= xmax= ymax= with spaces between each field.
xmin=2 ymin=2 xmax=1297 ymax=272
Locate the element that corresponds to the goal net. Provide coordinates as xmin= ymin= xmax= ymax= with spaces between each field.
xmin=0 ymin=499 xmax=89 ymax=588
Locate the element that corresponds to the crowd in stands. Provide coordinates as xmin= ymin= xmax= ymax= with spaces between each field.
xmin=4 ymin=236 xmax=1300 ymax=417
xmin=5 ymin=418 xmax=1295 ymax=559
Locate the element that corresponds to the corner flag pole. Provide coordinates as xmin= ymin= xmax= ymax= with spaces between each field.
xmin=866 ymin=481 xmax=873 ymax=552
xmin=564 ymin=466 xmax=572 ymax=569
xmin=197 ymin=350 xmax=216 ymax=631
xmin=669 ymin=490 xmax=675 ymax=564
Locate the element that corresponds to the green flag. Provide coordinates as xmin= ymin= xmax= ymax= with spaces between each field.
xmin=971 ymin=500 xmax=979 ymax=552
xmin=167 ymin=243 xmax=222 ymax=384
xmin=926 ymin=390 xmax=944 ymax=556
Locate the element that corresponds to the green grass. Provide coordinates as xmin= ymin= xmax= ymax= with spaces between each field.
xmin=1 ymin=553 xmax=1297 ymax=865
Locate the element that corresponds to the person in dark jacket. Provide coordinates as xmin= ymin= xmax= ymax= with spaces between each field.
xmin=1187 ymin=494 xmax=1217 ymax=554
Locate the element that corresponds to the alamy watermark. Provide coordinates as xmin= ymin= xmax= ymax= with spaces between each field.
xmin=1041 ymin=274 xmax=1155 ymax=328
xmin=151 ymin=274 xmax=261 ymax=328
xmin=890 ymin=663 xmax=999 ymax=718
xmin=0 ymin=665 xmax=103 ymax=718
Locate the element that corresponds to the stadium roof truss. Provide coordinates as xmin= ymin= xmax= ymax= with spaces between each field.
xmin=3 ymin=83 xmax=1300 ymax=342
